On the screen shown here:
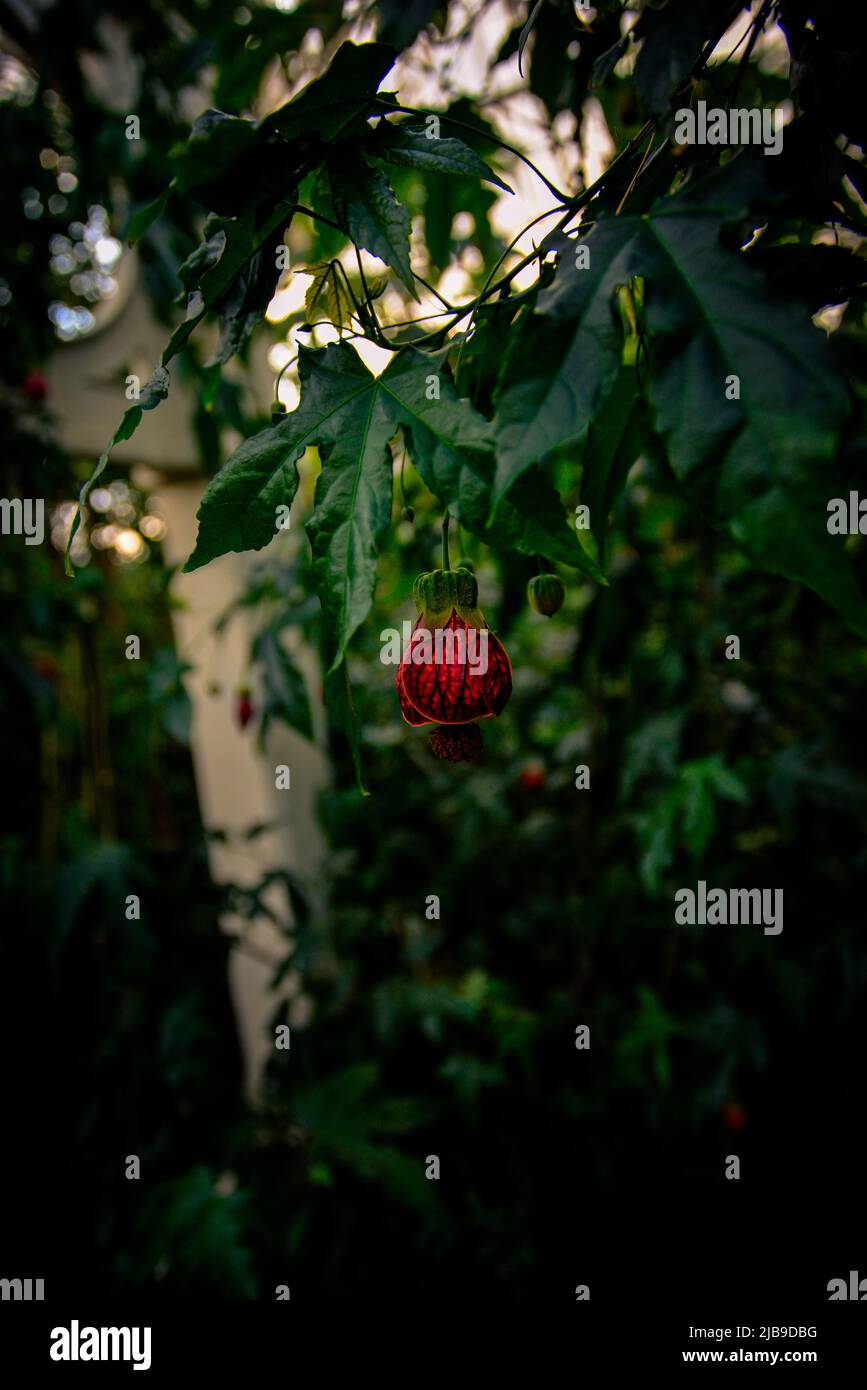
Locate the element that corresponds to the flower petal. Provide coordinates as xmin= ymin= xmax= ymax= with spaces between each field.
xmin=479 ymin=629 xmax=512 ymax=717
xmin=397 ymin=611 xmax=509 ymax=725
xmin=396 ymin=667 xmax=431 ymax=725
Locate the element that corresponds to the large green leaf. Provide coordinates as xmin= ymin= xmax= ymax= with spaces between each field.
xmin=183 ymin=410 xmax=307 ymax=576
xmin=633 ymin=0 xmax=722 ymax=118
xmin=186 ymin=342 xmax=602 ymax=658
xmin=263 ymin=41 xmax=397 ymax=144
xmin=302 ymin=347 xmax=396 ymax=673
xmin=492 ymin=161 xmax=866 ymax=635
xmin=172 ymin=110 xmax=260 ymax=196
xmin=380 ymin=350 xmax=605 ymax=580
xmin=491 ymin=221 xmax=633 ymax=506
xmin=324 ymin=660 xmax=368 ymax=796
xmin=329 ymin=156 xmax=414 ymax=294
xmin=73 ymin=45 xmax=397 ymax=584
xmin=579 ymin=365 xmax=648 ymax=569
xmin=186 ymin=344 xmax=392 ymax=674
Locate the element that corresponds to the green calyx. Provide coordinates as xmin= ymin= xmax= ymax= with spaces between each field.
xmin=527 ymin=572 xmax=566 ymax=617
xmin=413 ymin=567 xmax=484 ymax=628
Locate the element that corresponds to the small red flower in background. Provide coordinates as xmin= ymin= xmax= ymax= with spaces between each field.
xmin=396 ymin=566 xmax=511 ymax=761
xmin=722 ymin=1102 xmax=748 ymax=1130
xmin=519 ymin=761 xmax=547 ymax=791
xmin=32 ymin=654 xmax=59 ymax=682
xmin=235 ymin=687 xmax=254 ymax=729
xmin=22 ymin=372 xmax=48 ymax=404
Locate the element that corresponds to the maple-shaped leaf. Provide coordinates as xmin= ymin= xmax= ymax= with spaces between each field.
xmin=185 ymin=343 xmax=602 ymax=665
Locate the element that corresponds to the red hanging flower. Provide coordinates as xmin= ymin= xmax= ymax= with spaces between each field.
xmin=22 ymin=371 xmax=48 ymax=404
xmin=722 ymin=1102 xmax=748 ymax=1131
xmin=396 ymin=566 xmax=511 ymax=757
xmin=235 ymin=686 xmax=254 ymax=729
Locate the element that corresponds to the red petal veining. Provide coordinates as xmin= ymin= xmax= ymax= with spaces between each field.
xmin=395 ymin=610 xmax=512 ymax=726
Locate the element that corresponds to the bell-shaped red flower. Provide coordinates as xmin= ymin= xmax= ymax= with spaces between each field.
xmin=396 ymin=566 xmax=512 ymax=736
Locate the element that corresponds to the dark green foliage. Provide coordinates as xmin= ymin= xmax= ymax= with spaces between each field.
xmin=4 ymin=0 xmax=867 ymax=1302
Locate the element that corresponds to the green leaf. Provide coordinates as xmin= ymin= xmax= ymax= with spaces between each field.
xmin=208 ymin=230 xmax=283 ymax=367
xmin=325 ymin=660 xmax=368 ymax=795
xmin=125 ymin=183 xmax=174 ymax=246
xmin=579 ymin=365 xmax=647 ymax=569
xmin=184 ymin=413 xmax=305 ymax=575
xmin=304 ymin=261 xmax=355 ymax=331
xmin=57 ymin=842 xmax=134 ymax=939
xmin=263 ymin=41 xmax=397 ymax=144
xmin=177 ymin=220 xmax=227 ymax=291
xmin=253 ymin=628 xmax=313 ymax=743
xmin=370 ymin=121 xmax=513 ymax=193
xmin=64 ymin=368 xmax=170 ymax=576
xmin=378 ymin=350 xmax=605 ymax=581
xmin=186 ymin=343 xmax=391 ymax=676
xmin=163 ymin=200 xmax=293 ymax=365
xmin=143 ymin=1168 xmax=255 ymax=1299
xmin=491 ymin=223 xmax=631 ymax=505
xmin=494 ymin=161 xmax=867 ymax=635
xmin=71 ymin=45 xmax=409 ymax=586
xmin=518 ymin=0 xmax=545 ymax=77
xmin=617 ymin=986 xmax=681 ymax=1089
xmin=425 ymin=175 xmax=498 ymax=272
xmin=377 ymin=0 xmax=438 ymax=50
xmin=173 ymin=110 xmax=261 ymax=195
xmin=139 ymin=366 xmax=171 ymax=409
xmin=633 ymin=0 xmax=718 ymax=118
xmin=641 ymin=214 xmax=864 ymax=639
xmin=329 ymin=156 xmax=415 ymax=294
xmin=293 ymin=1063 xmax=436 ymax=1213
xmin=304 ymin=263 xmax=332 ymax=320
xmin=186 ymin=340 xmax=602 ymax=673
xmin=302 ymin=347 xmax=396 ymax=672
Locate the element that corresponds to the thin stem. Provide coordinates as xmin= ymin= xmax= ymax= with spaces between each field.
xmin=442 ymin=510 xmax=451 ymax=571
xmin=398 ymin=443 xmax=410 ymax=515
xmin=332 ymin=258 xmax=364 ymax=323
xmin=693 ymin=1 xmax=750 ymax=80
xmin=704 ymin=9 xmax=757 ymax=93
xmin=453 ymin=204 xmax=564 ymax=378
xmin=353 ymin=242 xmax=382 ymax=339
xmin=726 ymin=0 xmax=775 ymax=106
xmin=290 ymin=203 xmax=346 ymax=236
xmin=615 ymin=125 xmax=658 ymax=216
xmin=412 ymin=271 xmax=458 ymax=313
xmin=298 ymin=114 xmax=661 ymax=363
xmin=380 ymin=307 xmax=468 ymax=332
xmin=273 ymin=354 xmax=298 ymax=405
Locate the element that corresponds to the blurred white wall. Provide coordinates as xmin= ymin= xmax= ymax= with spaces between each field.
xmin=47 ymin=268 xmax=327 ymax=1100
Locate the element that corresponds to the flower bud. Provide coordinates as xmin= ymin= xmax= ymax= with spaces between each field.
xmin=527 ymin=572 xmax=565 ymax=617
xmin=412 ymin=566 xmax=478 ymax=618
